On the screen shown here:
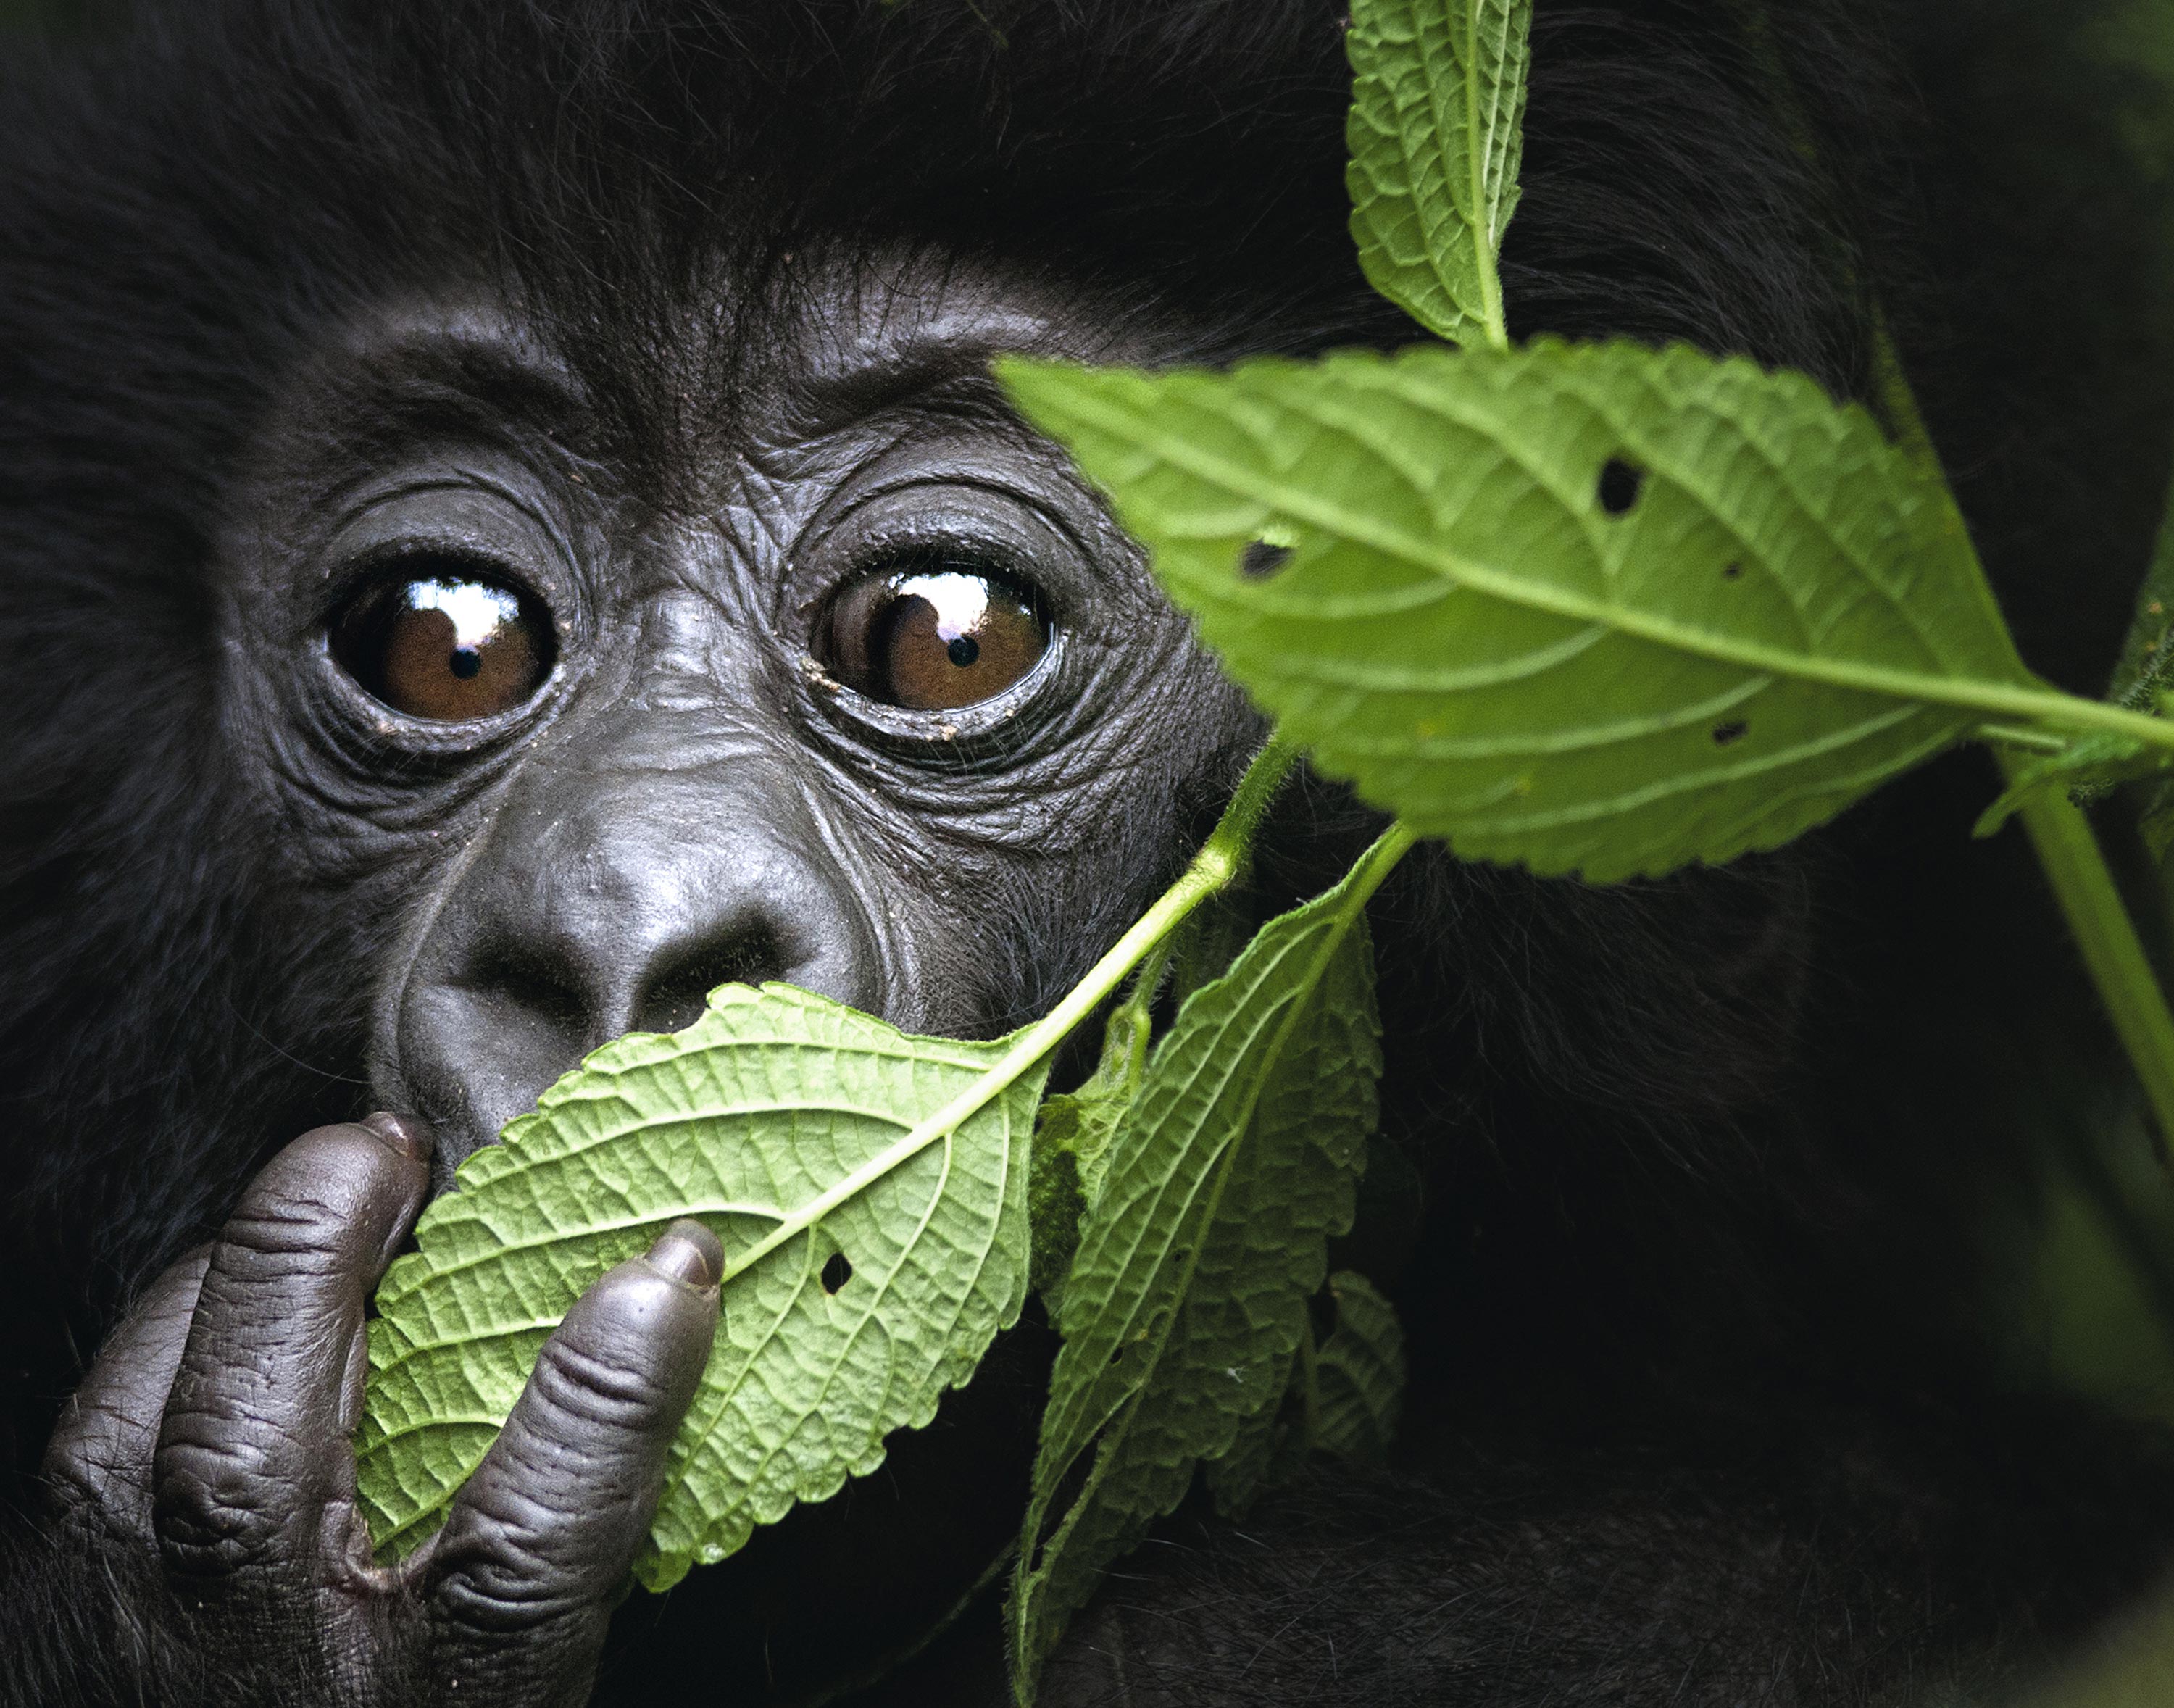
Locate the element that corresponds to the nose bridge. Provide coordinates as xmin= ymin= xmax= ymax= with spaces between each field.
xmin=482 ymin=681 xmax=874 ymax=1029
xmin=498 ymin=580 xmax=800 ymax=1003
xmin=625 ymin=580 xmax=757 ymax=713
xmin=392 ymin=608 xmax=886 ymax=1171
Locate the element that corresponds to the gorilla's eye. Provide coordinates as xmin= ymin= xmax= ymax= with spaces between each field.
xmin=330 ymin=565 xmax=555 ymax=721
xmin=819 ymin=564 xmax=1050 ymax=712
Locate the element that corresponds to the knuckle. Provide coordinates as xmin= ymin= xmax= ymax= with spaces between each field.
xmin=533 ymin=1314 xmax=678 ymax=1430
xmin=433 ymin=1544 xmax=586 ymax=1636
xmin=222 ymin=1128 xmax=401 ymax=1260
xmin=154 ymin=1420 xmax=300 ymax=1579
xmin=217 ymin=1201 xmax=357 ymax=1280
xmin=431 ymin=1467 xmax=606 ymax=1635
xmin=43 ymin=1425 xmax=146 ymax=1524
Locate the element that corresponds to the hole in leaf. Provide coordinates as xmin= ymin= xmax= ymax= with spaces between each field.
xmin=1239 ymin=540 xmax=1294 ymax=581
xmin=1712 ymin=720 xmax=1749 ymax=746
xmin=1597 ymin=458 xmax=1645 ymax=516
xmin=1722 ymin=561 xmax=1744 ymax=580
xmin=1109 ymin=1344 xmax=1125 ymax=1367
xmin=821 ymin=1251 xmax=853 ymax=1294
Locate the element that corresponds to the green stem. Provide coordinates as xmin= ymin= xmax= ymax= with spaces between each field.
xmin=1983 ymin=692 xmax=2174 ymax=754
xmin=1871 ymin=303 xmax=1946 ymax=480
xmin=1867 ymin=296 xmax=2174 ymax=1150
xmin=2006 ymin=751 xmax=2174 ymax=1149
xmin=716 ymin=735 xmax=1307 ymax=1287
xmin=1296 ymin=1316 xmax=1323 ymax=1450
xmin=1104 ymin=937 xmax=1171 ymax=1089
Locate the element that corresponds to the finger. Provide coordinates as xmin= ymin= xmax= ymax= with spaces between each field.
xmin=428 ymin=1220 xmax=721 ymax=1705
xmin=43 ymin=1249 xmax=212 ymax=1541
xmin=154 ymin=1114 xmax=433 ymax=1595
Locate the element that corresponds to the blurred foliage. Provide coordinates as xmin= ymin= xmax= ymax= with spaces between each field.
xmin=1967 ymin=5 xmax=2174 ymax=1700
xmin=2087 ymin=0 xmax=2174 ymax=186
xmin=0 ymin=0 xmax=78 ymax=33
xmin=1991 ymin=0 xmax=2174 ymax=1423
xmin=1981 ymin=1093 xmax=2174 ymax=1420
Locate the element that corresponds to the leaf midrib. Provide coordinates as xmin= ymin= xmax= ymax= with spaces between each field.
xmin=1058 ymin=378 xmax=2160 ymax=742
xmin=1023 ymin=865 xmax=1384 ymax=1644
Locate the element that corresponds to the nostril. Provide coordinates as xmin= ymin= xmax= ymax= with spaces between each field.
xmin=466 ymin=940 xmax=590 ymax=1038
xmin=636 ymin=926 xmax=786 ymax=1036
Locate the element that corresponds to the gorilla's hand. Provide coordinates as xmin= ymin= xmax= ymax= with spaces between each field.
xmin=40 ymin=1115 xmax=721 ymax=1708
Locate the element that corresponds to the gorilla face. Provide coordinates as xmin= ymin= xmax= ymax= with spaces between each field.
xmin=215 ymin=264 xmax=1262 ymax=1189
xmin=176 ymin=260 xmax=1273 ymax=1696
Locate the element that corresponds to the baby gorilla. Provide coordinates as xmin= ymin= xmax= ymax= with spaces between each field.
xmin=6 ymin=1 xmax=2174 ymax=1705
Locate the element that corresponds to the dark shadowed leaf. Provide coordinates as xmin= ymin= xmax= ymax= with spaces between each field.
xmin=1007 ymin=849 xmax=1388 ymax=1698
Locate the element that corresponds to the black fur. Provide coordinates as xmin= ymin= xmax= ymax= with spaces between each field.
xmin=2 ymin=1 xmax=2172 ymax=1704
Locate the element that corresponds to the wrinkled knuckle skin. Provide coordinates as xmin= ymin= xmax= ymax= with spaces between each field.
xmin=154 ymin=1425 xmax=297 ymax=1580
xmin=433 ymin=1544 xmax=593 ymax=1638
xmin=536 ymin=1299 xmax=685 ymax=1430
xmin=217 ymin=1194 xmax=366 ymax=1275
xmin=433 ymin=1462 xmax=615 ymax=1636
xmin=43 ymin=1459 xmax=149 ymax=1555
xmin=43 ymin=1418 xmax=128 ymax=1515
xmin=224 ymin=1126 xmax=409 ymax=1259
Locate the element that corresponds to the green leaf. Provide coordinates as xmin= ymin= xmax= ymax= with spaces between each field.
xmin=1199 ymin=1270 xmax=1409 ymax=1517
xmin=1006 ymin=841 xmax=1394 ymax=1701
xmin=1026 ymin=1143 xmax=1086 ymax=1307
xmin=2104 ymin=455 xmax=2174 ymax=846
xmin=1001 ymin=341 xmax=2046 ymax=883
xmin=2112 ymin=449 xmax=2174 ymax=711
xmin=1311 ymin=1270 xmax=1407 ymax=1464
xmin=1169 ymin=893 xmax=1257 ymax=1013
xmin=1346 ymin=0 xmax=1532 ymax=348
xmin=356 ymin=982 xmax=1043 ymax=1593
xmin=1198 ymin=1340 xmax=1304 ymax=1517
xmin=1044 ymin=993 xmax=1154 ymax=1215
xmin=1028 ymin=978 xmax=1160 ymax=1309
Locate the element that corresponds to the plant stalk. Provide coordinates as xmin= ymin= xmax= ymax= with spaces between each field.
xmin=1859 ymin=280 xmax=2174 ymax=1154
xmin=715 ymin=735 xmax=1307 ymax=1286
xmin=2006 ymin=752 xmax=2174 ymax=1149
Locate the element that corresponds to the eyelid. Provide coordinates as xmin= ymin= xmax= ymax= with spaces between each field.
xmin=313 ymin=478 xmax=578 ymax=627
xmin=783 ymin=475 xmax=1091 ymax=630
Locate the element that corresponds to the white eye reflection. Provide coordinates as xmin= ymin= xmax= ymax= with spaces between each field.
xmin=912 ymin=572 xmax=997 ymax=665
xmin=412 ymin=579 xmax=522 ymax=668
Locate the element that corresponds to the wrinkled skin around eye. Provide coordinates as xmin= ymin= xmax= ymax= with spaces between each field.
xmin=822 ymin=566 xmax=1049 ymax=710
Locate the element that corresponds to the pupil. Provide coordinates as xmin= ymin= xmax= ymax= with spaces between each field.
xmin=449 ymin=649 xmax=483 ymax=680
xmin=946 ymin=635 xmax=980 ymax=669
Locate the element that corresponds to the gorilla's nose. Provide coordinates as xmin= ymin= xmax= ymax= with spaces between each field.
xmin=388 ymin=757 xmax=882 ymax=1178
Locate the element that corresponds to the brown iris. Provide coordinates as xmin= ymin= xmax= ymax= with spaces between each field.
xmin=821 ymin=566 xmax=1049 ymax=712
xmin=331 ymin=568 xmax=554 ymax=721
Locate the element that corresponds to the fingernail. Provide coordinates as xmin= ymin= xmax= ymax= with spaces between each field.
xmin=362 ymin=1111 xmax=435 ymax=1163
xmin=646 ymin=1219 xmax=722 ymax=1290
